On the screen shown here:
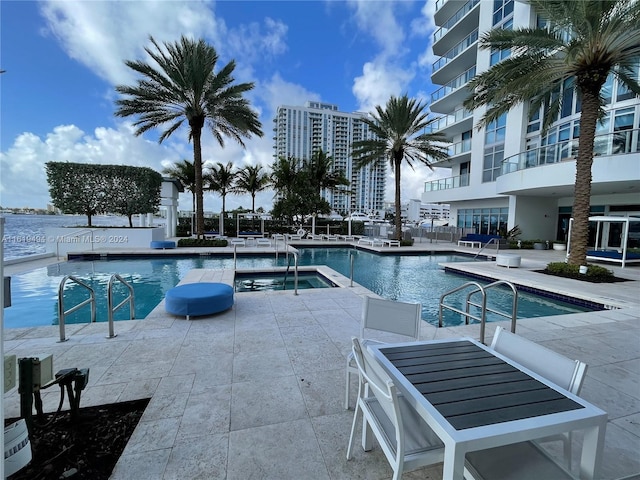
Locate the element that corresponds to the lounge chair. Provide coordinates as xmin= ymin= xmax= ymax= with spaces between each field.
xmin=357 ymin=237 xmax=383 ymax=247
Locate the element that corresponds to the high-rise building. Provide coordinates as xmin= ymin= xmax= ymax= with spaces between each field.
xmin=422 ymin=0 xmax=639 ymax=241
xmin=273 ymin=101 xmax=386 ymax=216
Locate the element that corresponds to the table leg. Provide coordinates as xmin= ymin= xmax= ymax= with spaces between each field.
xmin=442 ymin=444 xmax=465 ymax=480
xmin=579 ymin=421 xmax=606 ymax=480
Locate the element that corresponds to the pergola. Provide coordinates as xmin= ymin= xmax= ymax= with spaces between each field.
xmin=567 ymin=216 xmax=640 ymax=268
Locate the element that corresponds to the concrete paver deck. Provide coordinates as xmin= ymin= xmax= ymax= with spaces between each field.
xmin=3 ymin=242 xmax=639 ymax=479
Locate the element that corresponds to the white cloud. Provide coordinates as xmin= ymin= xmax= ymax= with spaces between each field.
xmin=40 ymin=0 xmax=221 ymax=87
xmin=346 ymin=0 xmax=407 ymax=59
xmin=414 ymin=1 xmax=438 ymax=71
xmin=353 ymin=59 xmax=415 ymax=113
xmin=0 ymin=124 xmax=182 ymax=209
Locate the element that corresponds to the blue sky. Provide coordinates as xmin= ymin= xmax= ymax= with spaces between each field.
xmin=1 ymin=0 xmax=442 ymax=212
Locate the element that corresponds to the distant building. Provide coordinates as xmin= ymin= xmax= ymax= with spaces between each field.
xmin=273 ymin=101 xmax=386 ymax=216
xmin=422 ymin=0 xmax=639 ymax=240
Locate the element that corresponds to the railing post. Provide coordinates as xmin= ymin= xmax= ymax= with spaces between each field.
xmin=350 ymin=251 xmax=355 ymax=287
xmin=293 ymin=252 xmax=298 ymax=295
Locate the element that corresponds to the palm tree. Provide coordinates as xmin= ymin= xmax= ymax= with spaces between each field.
xmin=207 ymin=161 xmax=236 ymax=232
xmin=351 ymin=95 xmax=450 ymax=240
xmin=114 ymin=36 xmax=263 ymax=237
xmin=463 ymin=0 xmax=640 ymax=266
xmin=305 ymin=150 xmax=350 ymax=212
xmin=162 ymin=159 xmax=198 ymax=214
xmin=232 ymin=164 xmax=270 ymax=212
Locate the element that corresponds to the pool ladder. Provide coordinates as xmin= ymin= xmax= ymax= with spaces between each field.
xmin=57 ymin=274 xmax=135 ymax=342
xmin=438 ymin=280 xmax=518 ymax=344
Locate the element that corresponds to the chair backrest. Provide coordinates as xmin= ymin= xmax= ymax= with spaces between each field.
xmin=351 ymin=337 xmax=401 ymax=426
xmin=361 ymin=296 xmax=421 ymax=341
xmin=490 ymin=326 xmax=587 ymax=394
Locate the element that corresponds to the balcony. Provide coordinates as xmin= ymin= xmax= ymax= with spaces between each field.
xmin=424 ymin=173 xmax=470 ymax=192
xmin=432 ymin=29 xmax=478 ymax=74
xmin=501 ymin=129 xmax=640 ymax=175
xmin=430 ymin=66 xmax=476 ymax=113
xmin=433 ymin=0 xmax=480 ymax=54
xmin=425 ymin=108 xmax=473 ymax=137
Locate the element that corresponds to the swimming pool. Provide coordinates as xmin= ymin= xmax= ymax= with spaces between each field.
xmin=4 ymin=249 xmax=595 ymax=328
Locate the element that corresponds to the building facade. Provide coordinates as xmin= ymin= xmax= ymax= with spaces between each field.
xmin=422 ymin=0 xmax=640 ymax=242
xmin=273 ymin=101 xmax=386 ymax=216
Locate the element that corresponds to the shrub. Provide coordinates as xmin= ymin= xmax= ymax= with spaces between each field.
xmin=400 ymin=239 xmax=414 ymax=247
xmin=544 ymin=262 xmax=614 ymax=282
xmin=177 ymin=238 xmax=228 ymax=247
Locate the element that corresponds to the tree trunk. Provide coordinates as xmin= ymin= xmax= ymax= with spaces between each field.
xmin=191 ymin=124 xmax=204 ymax=238
xmin=394 ymin=159 xmax=402 ymax=241
xmin=87 ymin=213 xmax=92 ymax=227
xmin=128 ymin=214 xmax=133 ymax=228
xmin=221 ymin=193 xmax=226 ymax=236
xmin=568 ymin=87 xmax=599 ymax=266
xmin=251 ymin=193 xmax=256 ymax=213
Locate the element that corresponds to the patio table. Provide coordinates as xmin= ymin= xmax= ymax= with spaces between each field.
xmin=369 ymin=338 xmax=607 ymax=480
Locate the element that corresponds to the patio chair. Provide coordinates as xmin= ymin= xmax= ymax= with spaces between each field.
xmin=230 ymin=238 xmax=246 ymax=247
xmin=346 ymin=337 xmax=444 ymax=479
xmin=345 ymin=296 xmax=421 ymax=409
xmin=463 ymin=326 xmax=589 ymax=478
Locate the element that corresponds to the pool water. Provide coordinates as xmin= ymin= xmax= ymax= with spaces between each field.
xmin=235 ymin=271 xmax=336 ymax=292
xmin=4 ymin=249 xmax=594 ymax=328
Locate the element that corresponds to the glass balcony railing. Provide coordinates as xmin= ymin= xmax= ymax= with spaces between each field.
xmin=431 ymin=66 xmax=476 ymax=104
xmin=433 ymin=0 xmax=480 ymax=43
xmin=446 ymin=138 xmax=472 ymax=157
xmin=435 ymin=0 xmax=447 ymax=11
xmin=501 ymin=129 xmax=640 ymax=175
xmin=424 ymin=174 xmax=470 ymax=192
xmin=425 ymin=108 xmax=473 ymax=133
xmin=432 ymin=29 xmax=478 ymax=73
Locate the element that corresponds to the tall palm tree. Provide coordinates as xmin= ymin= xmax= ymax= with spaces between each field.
xmin=463 ymin=0 xmax=640 ymax=266
xmin=270 ymin=156 xmax=300 ymax=198
xmin=207 ymin=162 xmax=236 ymax=231
xmin=305 ymin=150 xmax=350 ymax=211
xmin=114 ymin=35 xmax=263 ymax=237
xmin=232 ymin=164 xmax=270 ymax=212
xmin=351 ymin=95 xmax=450 ymax=240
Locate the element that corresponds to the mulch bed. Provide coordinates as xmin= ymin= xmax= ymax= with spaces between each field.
xmin=6 ymin=398 xmax=149 ymax=480
xmin=537 ymin=270 xmax=630 ymax=283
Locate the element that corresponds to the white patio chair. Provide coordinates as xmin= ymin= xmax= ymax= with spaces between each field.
xmin=230 ymin=238 xmax=245 ymax=247
xmin=463 ymin=326 xmax=589 ymax=479
xmin=345 ymin=296 xmax=421 ymax=409
xmin=346 ymin=337 xmax=444 ymax=479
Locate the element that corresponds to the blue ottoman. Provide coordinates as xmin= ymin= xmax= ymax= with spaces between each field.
xmin=165 ymin=282 xmax=234 ymax=319
xmin=150 ymin=240 xmax=176 ymax=249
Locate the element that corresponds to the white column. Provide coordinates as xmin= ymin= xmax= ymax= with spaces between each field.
xmin=166 ymin=207 xmax=173 ymax=238
xmin=138 ymin=214 xmax=146 ymax=227
xmin=146 ymin=213 xmax=153 ymax=227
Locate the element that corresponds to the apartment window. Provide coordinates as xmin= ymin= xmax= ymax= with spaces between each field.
xmin=483 ymin=146 xmax=504 ymax=182
xmin=493 ymin=0 xmax=514 ymax=25
xmin=489 ymin=17 xmax=512 ymax=65
xmin=485 ymin=114 xmax=506 ymax=144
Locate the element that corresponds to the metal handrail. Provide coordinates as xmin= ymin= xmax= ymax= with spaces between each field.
xmin=57 ymin=275 xmax=96 ymax=342
xmin=439 ymin=280 xmax=519 ymax=344
xmin=107 ymin=274 xmax=135 ymax=338
xmin=466 ymin=280 xmax=518 ymax=344
xmin=473 ymin=237 xmax=503 ymax=259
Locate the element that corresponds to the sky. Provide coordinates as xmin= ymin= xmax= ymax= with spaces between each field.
xmin=0 ymin=0 xmax=445 ymax=213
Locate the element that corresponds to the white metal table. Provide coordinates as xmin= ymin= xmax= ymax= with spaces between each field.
xmin=369 ymin=338 xmax=607 ymax=480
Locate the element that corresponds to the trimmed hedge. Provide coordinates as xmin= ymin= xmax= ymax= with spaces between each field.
xmin=177 ymin=238 xmax=228 ymax=247
xmin=544 ymin=262 xmax=614 ymax=282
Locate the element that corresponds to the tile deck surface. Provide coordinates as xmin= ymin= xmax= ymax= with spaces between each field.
xmin=3 ymin=242 xmax=639 ymax=479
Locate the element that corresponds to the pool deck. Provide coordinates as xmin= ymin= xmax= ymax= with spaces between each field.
xmin=3 ymin=242 xmax=640 ymax=479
